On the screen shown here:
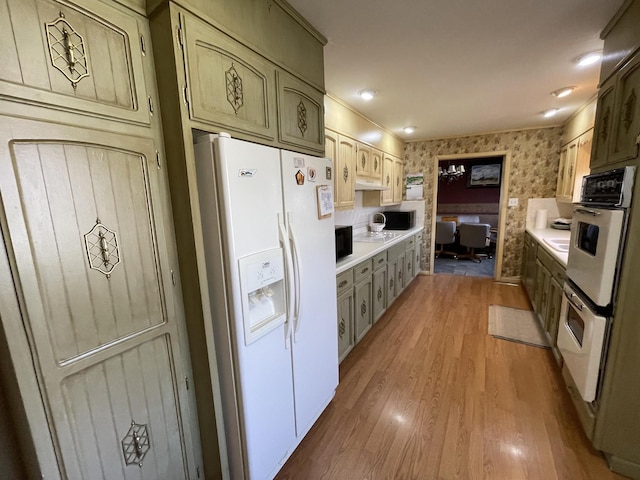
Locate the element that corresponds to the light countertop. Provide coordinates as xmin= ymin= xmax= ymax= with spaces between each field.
xmin=336 ymin=226 xmax=424 ymax=275
xmin=526 ymin=227 xmax=571 ymax=266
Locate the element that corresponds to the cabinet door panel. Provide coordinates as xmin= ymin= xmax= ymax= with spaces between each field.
xmin=372 ymin=268 xmax=386 ymax=323
xmin=0 ymin=117 xmax=197 ymax=478
xmin=356 ymin=142 xmax=371 ymax=177
xmin=370 ymin=148 xmax=382 ymax=180
xmin=325 ymin=130 xmax=339 ymax=207
xmin=591 ymin=79 xmax=616 ymax=168
xmin=276 ymin=70 xmax=324 ymax=154
xmin=610 ymin=56 xmax=640 ymax=163
xmin=354 ymin=279 xmax=372 ymax=343
xmin=182 ymin=13 xmax=276 ymax=141
xmin=0 ymin=0 xmax=150 ymax=125
xmin=337 ymin=291 xmax=353 ymax=362
xmin=336 ymin=135 xmax=356 ymax=209
xmin=381 ymin=154 xmax=394 ymax=205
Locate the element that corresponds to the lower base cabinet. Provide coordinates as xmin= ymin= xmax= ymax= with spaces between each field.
xmin=354 ymin=259 xmax=374 ymax=343
xmin=336 ymin=270 xmax=354 ymax=362
xmin=521 ymin=234 xmax=566 ymax=360
xmin=336 ymin=232 xmax=422 ymax=363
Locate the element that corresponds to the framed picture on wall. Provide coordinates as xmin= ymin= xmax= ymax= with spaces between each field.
xmin=467 ymin=163 xmax=501 ymax=187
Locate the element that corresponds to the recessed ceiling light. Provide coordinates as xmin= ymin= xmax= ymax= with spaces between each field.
xmin=403 ymin=126 xmax=416 ymax=134
xmin=575 ymin=51 xmax=602 ymax=67
xmin=543 ymin=108 xmax=560 ymax=118
xmin=358 ymin=89 xmax=376 ymax=101
xmin=551 ymin=86 xmax=576 ymax=98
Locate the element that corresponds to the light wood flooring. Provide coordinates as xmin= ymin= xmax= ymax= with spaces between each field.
xmin=275 ymin=275 xmax=625 ymax=480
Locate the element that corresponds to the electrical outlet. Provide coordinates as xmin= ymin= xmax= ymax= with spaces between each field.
xmin=508 ymin=197 xmax=519 ymax=207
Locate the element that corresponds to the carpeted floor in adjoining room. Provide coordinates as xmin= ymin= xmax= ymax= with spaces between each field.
xmin=433 ymin=255 xmax=495 ymax=277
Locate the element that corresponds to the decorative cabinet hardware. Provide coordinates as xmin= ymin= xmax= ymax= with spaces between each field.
xmin=297 ymin=100 xmax=307 ymax=136
xmin=361 ymin=267 xmax=369 ymax=274
xmin=377 ymin=287 xmax=383 ymax=301
xmin=338 ymin=318 xmax=345 ymax=338
xmin=623 ymin=89 xmax=636 ymax=131
xmin=84 ymin=220 xmax=121 ymax=278
xmin=343 ymin=165 xmax=349 ymax=182
xmin=46 ymin=13 xmax=90 ymax=88
xmin=225 ymin=64 xmax=244 ymax=114
xmin=361 ymin=153 xmax=366 ymax=169
xmin=121 ymin=421 xmax=151 ymax=467
xmin=360 ymin=301 xmax=367 ymax=316
xmin=390 ymin=278 xmax=394 ymax=289
xmin=600 ymin=107 xmax=611 ymax=142
xmin=386 ymin=174 xmax=390 ymax=186
xmin=338 ymin=280 xmax=347 ymax=288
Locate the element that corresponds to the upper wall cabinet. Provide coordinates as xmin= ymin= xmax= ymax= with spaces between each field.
xmin=0 ymin=0 xmax=150 ymax=125
xmin=276 ymin=70 xmax=324 ymax=154
xmin=181 ymin=13 xmax=277 ymax=142
xmin=591 ymin=53 xmax=640 ymax=169
xmin=610 ymin=54 xmax=640 ymax=164
xmin=557 ymin=130 xmax=591 ymax=202
xmin=591 ymin=77 xmax=617 ymax=169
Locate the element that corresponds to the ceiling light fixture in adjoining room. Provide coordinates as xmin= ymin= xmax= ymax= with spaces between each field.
xmin=358 ymin=89 xmax=376 ymax=101
xmin=551 ymin=86 xmax=576 ymax=98
xmin=543 ymin=108 xmax=560 ymax=118
xmin=403 ymin=126 xmax=416 ymax=134
xmin=575 ymin=51 xmax=603 ymax=67
xmin=438 ymin=163 xmax=465 ymax=182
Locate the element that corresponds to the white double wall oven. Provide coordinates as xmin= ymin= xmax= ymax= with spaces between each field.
xmin=559 ymin=167 xmax=635 ymax=403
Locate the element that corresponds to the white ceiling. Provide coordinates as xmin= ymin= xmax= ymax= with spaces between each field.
xmin=287 ymin=0 xmax=624 ymax=141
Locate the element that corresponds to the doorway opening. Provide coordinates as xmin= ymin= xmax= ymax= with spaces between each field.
xmin=430 ymin=151 xmax=511 ymax=281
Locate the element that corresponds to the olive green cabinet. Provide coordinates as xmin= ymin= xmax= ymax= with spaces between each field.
xmin=590 ymin=53 xmax=640 ymax=169
xmin=181 ymin=12 xmax=277 ymax=142
xmin=336 ymin=270 xmax=355 ymax=362
xmin=276 ymin=70 xmax=324 ymax=154
xmin=609 ymin=54 xmax=640 ymax=164
xmin=521 ymin=233 xmax=566 ymax=359
xmin=354 ymin=259 xmax=373 ymax=343
xmin=0 ymin=0 xmax=151 ymax=126
xmin=521 ymin=232 xmax=537 ymax=299
xmin=372 ymin=253 xmax=387 ymax=324
xmin=335 ymin=233 xmax=422 ymax=363
xmin=172 ymin=6 xmax=325 ymax=155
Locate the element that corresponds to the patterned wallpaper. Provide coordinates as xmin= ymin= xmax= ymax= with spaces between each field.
xmin=404 ymin=127 xmax=563 ymax=278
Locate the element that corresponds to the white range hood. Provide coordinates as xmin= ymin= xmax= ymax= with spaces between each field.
xmin=354 ymin=179 xmax=389 ymax=191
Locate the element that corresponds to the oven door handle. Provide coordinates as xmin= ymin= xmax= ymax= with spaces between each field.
xmin=564 ymin=291 xmax=585 ymax=311
xmin=575 ymin=208 xmax=601 ymax=216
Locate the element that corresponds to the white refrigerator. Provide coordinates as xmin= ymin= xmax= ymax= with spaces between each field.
xmin=194 ymin=134 xmax=339 ymax=480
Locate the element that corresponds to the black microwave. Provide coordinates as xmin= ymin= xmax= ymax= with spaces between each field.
xmin=335 ymin=225 xmax=352 ymax=260
xmin=383 ymin=210 xmax=416 ymax=230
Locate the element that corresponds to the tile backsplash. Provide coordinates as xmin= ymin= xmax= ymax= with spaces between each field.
xmin=334 ymin=195 xmax=425 ymax=235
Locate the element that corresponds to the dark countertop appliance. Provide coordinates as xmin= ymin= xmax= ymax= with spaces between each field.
xmin=335 ymin=225 xmax=352 ymax=260
xmin=383 ymin=210 xmax=416 ymax=230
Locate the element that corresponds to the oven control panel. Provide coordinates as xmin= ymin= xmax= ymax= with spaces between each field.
xmin=580 ymin=166 xmax=636 ymax=207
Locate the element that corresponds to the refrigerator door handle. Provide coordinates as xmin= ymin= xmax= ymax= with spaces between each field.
xmin=288 ymin=213 xmax=303 ymax=340
xmin=278 ymin=214 xmax=295 ymax=347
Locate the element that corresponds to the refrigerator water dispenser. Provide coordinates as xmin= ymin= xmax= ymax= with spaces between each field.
xmin=238 ymin=248 xmax=286 ymax=345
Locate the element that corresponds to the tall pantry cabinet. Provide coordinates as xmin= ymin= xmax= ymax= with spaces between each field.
xmin=572 ymin=0 xmax=640 ymax=477
xmin=0 ymin=0 xmax=204 ymax=478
